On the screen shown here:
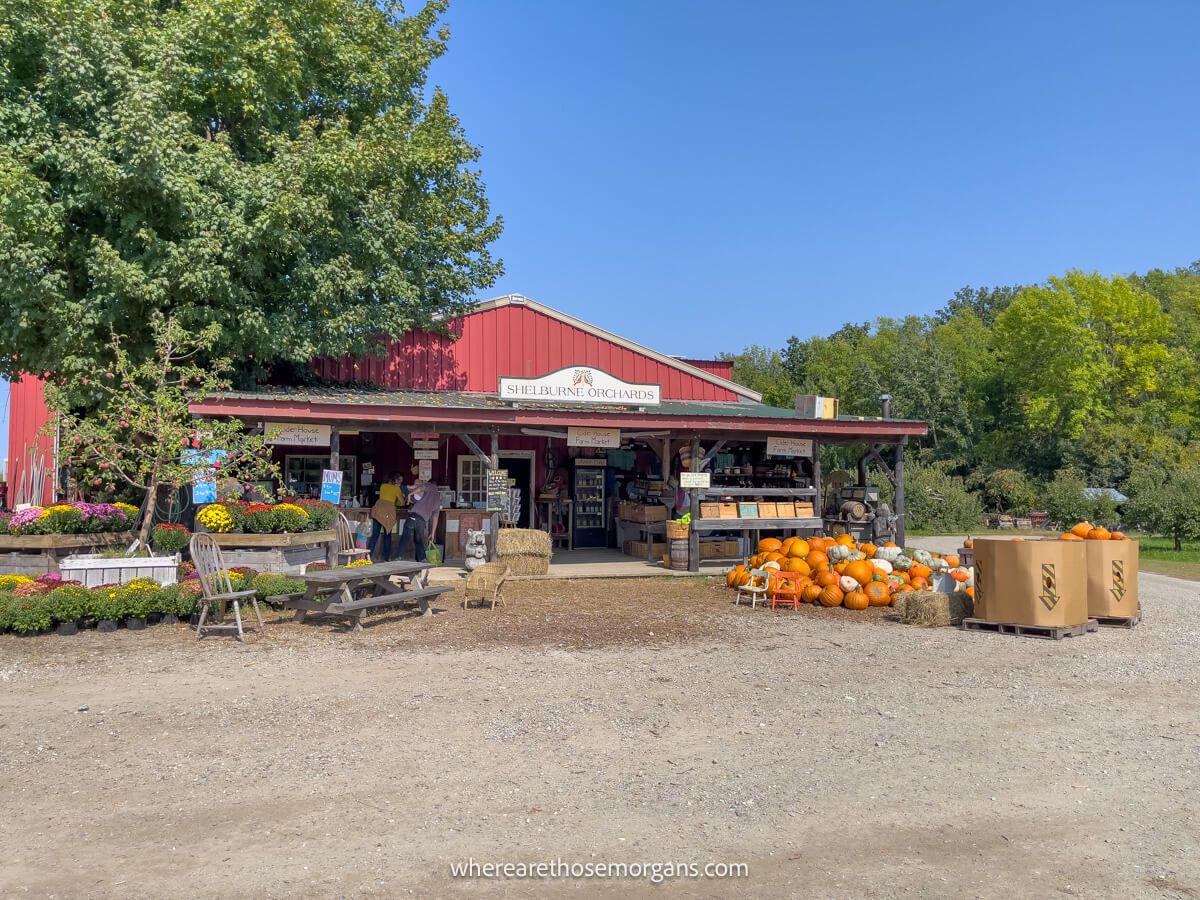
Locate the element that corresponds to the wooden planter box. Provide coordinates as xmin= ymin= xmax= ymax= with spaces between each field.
xmin=60 ymin=553 xmax=180 ymax=587
xmin=206 ymin=530 xmax=337 ymax=574
xmin=0 ymin=532 xmax=136 ymax=577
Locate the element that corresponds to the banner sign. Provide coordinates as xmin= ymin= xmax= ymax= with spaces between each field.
xmin=680 ymin=471 xmax=711 ymax=488
xmin=766 ymin=436 xmax=814 ymax=458
xmin=499 ymin=366 xmax=661 ymax=406
xmin=567 ymin=426 xmax=622 ymax=448
xmin=413 ymin=439 xmax=439 ymax=450
xmin=411 ymin=431 xmax=440 ymax=439
xmin=266 ymin=423 xmax=332 ymax=447
xmin=414 ymin=448 xmax=439 ymax=460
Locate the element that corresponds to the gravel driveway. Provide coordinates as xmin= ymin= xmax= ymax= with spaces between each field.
xmin=0 ymin=570 xmax=1196 ymax=898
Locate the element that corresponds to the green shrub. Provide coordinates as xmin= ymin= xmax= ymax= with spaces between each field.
xmin=1043 ymin=467 xmax=1092 ymax=525
xmin=294 ymin=499 xmax=337 ymax=530
xmin=904 ymin=461 xmax=984 ymax=532
xmin=152 ymin=523 xmax=191 ymax=555
xmin=45 ymin=585 xmax=91 ymax=624
xmin=251 ymin=573 xmax=305 ymax=601
xmin=159 ymin=583 xmax=198 ymax=617
xmin=9 ymin=595 xmax=52 ymax=633
xmin=86 ymin=586 xmax=126 ymax=622
xmin=0 ymin=592 xmax=17 ymax=630
xmin=121 ymin=579 xmax=162 ymax=619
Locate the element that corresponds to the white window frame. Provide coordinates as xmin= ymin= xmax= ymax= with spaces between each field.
xmin=457 ymin=455 xmax=487 ymax=505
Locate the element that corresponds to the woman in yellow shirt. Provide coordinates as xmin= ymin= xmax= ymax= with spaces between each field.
xmin=368 ymin=473 xmax=405 ymax=560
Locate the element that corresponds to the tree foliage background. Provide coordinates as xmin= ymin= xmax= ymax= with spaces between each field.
xmin=0 ymin=0 xmax=502 ymax=387
xmin=725 ymin=266 xmax=1200 ymax=531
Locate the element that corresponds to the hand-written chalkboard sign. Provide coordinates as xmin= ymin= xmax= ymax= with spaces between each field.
xmin=487 ymin=468 xmax=509 ymax=512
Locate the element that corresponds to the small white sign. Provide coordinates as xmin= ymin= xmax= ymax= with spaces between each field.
xmin=680 ymin=472 xmax=711 ymax=488
xmin=412 ymin=431 xmax=440 ymax=439
xmin=418 ymin=459 xmax=433 ymax=481
xmin=413 ymin=439 xmax=438 ymax=450
xmin=500 ymin=366 xmax=661 ymax=406
xmin=567 ymin=426 xmax=622 ymax=448
xmin=414 ymin=448 xmax=439 ymax=460
xmin=266 ymin=423 xmax=332 ymax=447
xmin=766 ymin=436 xmax=814 ymax=458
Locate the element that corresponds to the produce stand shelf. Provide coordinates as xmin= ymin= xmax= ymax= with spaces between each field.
xmin=691 ymin=517 xmax=823 ymax=532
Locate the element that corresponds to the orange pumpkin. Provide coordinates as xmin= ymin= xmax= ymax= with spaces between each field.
xmin=908 ymin=575 xmax=928 ymax=591
xmin=1070 ymin=521 xmax=1093 ymax=538
xmin=757 ymin=538 xmax=783 ymax=554
xmin=815 ymin=569 xmax=838 ymax=588
xmin=736 ymin=570 xmax=752 ymax=587
xmin=964 ymin=585 xmax=975 ymax=598
xmin=784 ymin=557 xmax=811 ymax=575
xmin=943 ymin=554 xmax=959 ymax=567
xmin=864 ymin=582 xmax=890 ymax=606
xmin=843 ymin=559 xmax=875 ymax=586
xmin=1060 ymin=533 xmax=1083 ymax=541
xmin=883 ymin=541 xmax=898 ymax=548
xmin=786 ymin=539 xmax=811 ymax=559
xmin=859 ymin=542 xmax=877 ymax=559
xmin=1110 ymin=531 xmax=1127 ymax=541
xmin=963 ymin=537 xmax=974 ymax=549
xmin=806 ymin=550 xmax=829 ymax=570
xmin=909 ymin=563 xmax=932 ymax=581
xmin=801 ymin=584 xmax=823 ymax=603
xmin=726 ymin=565 xmax=745 ymax=587
xmin=818 ymin=585 xmax=844 ymax=607
xmin=843 ymin=590 xmax=869 ymax=610
xmin=1086 ymin=527 xmax=1111 ymax=541
xmin=835 ymin=533 xmax=856 ymax=548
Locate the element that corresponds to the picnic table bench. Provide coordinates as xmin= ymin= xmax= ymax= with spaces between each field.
xmin=283 ymin=560 xmax=451 ymax=631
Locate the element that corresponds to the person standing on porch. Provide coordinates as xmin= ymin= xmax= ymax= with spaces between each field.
xmin=368 ymin=473 xmax=403 ymax=561
xmin=402 ymin=476 xmax=442 ymax=563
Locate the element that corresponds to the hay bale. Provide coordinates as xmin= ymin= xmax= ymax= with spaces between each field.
xmin=496 ymin=528 xmax=552 ymax=558
xmin=901 ymin=590 xmax=974 ymax=627
xmin=495 ymin=528 xmax=552 ymax=576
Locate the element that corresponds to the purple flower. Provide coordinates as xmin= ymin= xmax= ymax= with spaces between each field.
xmin=9 ymin=507 xmax=44 ymax=528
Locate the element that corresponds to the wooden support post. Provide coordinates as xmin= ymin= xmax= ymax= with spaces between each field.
xmin=489 ymin=432 xmax=499 ymax=470
xmin=329 ymin=427 xmax=341 ymax=473
xmin=688 ymin=437 xmax=700 ymax=572
xmin=661 ymin=437 xmax=671 ymax=480
xmin=811 ymin=440 xmax=822 ymax=521
xmin=460 ymin=433 xmax=492 ymax=467
xmin=894 ymin=437 xmax=907 ymax=545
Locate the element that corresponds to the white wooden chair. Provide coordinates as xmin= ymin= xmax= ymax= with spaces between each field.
xmin=335 ymin=512 xmax=371 ymax=564
xmin=735 ymin=567 xmax=771 ymax=609
xmin=190 ymin=533 xmax=264 ymax=641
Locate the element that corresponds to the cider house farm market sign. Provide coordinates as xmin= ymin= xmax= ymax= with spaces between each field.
xmin=499 ymin=367 xmax=662 ymax=406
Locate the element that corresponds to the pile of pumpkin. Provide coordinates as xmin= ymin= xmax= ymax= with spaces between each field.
xmin=724 ymin=535 xmax=974 ymax=609
xmin=1060 ymin=521 xmax=1129 ymax=541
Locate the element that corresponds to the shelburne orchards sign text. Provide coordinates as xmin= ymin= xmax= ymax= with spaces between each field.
xmin=499 ymin=366 xmax=661 ymax=406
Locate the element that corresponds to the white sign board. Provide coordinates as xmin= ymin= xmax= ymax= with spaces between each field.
xmin=766 ymin=436 xmax=814 ymax=458
xmin=500 ymin=366 xmax=661 ymax=406
xmin=266 ymin=423 xmax=331 ymax=447
xmin=413 ymin=439 xmax=438 ymax=450
xmin=418 ymin=459 xmax=433 ymax=481
xmin=680 ymin=471 xmax=711 ymax=488
xmin=413 ymin=448 xmax=439 ymax=460
xmin=567 ymin=426 xmax=622 ymax=448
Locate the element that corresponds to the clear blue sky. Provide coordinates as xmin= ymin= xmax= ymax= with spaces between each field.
xmin=4 ymin=2 xmax=1199 ymax=458
xmin=431 ymin=0 xmax=1200 ymax=355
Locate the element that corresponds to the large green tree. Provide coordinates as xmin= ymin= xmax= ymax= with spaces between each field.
xmin=0 ymin=0 xmax=502 ymax=384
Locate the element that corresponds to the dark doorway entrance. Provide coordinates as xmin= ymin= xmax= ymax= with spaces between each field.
xmin=499 ymin=456 xmax=533 ymax=528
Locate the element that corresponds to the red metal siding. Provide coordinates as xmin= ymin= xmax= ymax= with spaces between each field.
xmin=312 ymin=305 xmax=742 ymax=401
xmin=680 ymin=358 xmax=735 ymax=380
xmin=6 ymin=375 xmax=55 ymax=506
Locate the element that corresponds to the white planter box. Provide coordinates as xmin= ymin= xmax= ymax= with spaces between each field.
xmin=59 ymin=553 xmax=180 ymax=587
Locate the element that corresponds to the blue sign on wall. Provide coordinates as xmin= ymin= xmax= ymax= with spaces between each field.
xmin=193 ymin=478 xmax=217 ymax=505
xmin=320 ymin=469 xmax=343 ymax=505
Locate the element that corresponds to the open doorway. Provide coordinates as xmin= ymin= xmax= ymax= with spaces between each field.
xmin=499 ymin=454 xmax=533 ymax=528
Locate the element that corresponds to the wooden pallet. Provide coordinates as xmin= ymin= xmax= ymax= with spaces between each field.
xmin=1093 ymin=613 xmax=1141 ymax=629
xmin=961 ymin=617 xmax=1099 ymax=641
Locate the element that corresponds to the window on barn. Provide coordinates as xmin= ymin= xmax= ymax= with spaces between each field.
xmin=458 ymin=456 xmax=487 ymax=505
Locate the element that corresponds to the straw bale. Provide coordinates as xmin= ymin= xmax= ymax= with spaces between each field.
xmin=901 ymin=590 xmax=974 ymax=627
xmin=496 ymin=528 xmax=552 ymax=559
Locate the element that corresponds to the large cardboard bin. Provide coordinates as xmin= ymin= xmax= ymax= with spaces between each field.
xmin=1084 ymin=539 xmax=1139 ymax=619
xmin=973 ymin=538 xmax=1088 ymax=628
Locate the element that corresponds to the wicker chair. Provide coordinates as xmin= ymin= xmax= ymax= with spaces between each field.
xmin=190 ymin=533 xmax=264 ymax=641
xmin=463 ymin=562 xmax=510 ymax=610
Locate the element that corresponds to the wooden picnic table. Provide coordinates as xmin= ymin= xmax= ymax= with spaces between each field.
xmin=284 ymin=560 xmax=451 ymax=631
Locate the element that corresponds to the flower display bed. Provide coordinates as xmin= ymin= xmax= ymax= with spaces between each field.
xmin=206 ymin=530 xmax=337 ymax=574
xmin=0 ymin=533 xmax=137 ymax=577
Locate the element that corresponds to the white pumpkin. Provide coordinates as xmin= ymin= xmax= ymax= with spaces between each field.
xmin=874 ymin=546 xmax=903 ymax=563
xmin=827 ymin=544 xmax=851 ymax=562
xmin=891 ymin=554 xmax=912 ymax=571
xmin=847 ymin=550 xmax=866 ymax=561
xmin=762 ymin=560 xmax=781 ymax=571
xmin=870 ymin=558 xmax=894 ymax=575
xmin=838 ymin=575 xmax=860 ymax=593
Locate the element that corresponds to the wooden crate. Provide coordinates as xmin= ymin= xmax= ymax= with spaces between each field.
xmin=621 ymin=503 xmax=668 ymax=523
xmin=737 ymin=502 xmax=759 ymax=518
xmin=757 ymin=502 xmax=779 ymax=518
xmin=626 ymin=539 xmax=665 ymax=559
xmin=718 ymin=502 xmax=738 ymax=518
xmin=699 ymin=540 xmax=740 ymax=559
xmin=699 ymin=502 xmax=721 ymax=519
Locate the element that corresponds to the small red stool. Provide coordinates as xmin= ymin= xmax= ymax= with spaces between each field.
xmin=769 ymin=571 xmax=802 ymax=610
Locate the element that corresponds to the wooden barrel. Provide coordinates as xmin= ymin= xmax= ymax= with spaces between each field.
xmin=668 ymin=538 xmax=689 ymax=570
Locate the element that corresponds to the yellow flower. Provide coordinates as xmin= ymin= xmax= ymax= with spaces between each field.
xmin=0 ymin=574 xmax=34 ymax=590
xmin=345 ymin=558 xmax=372 ymax=568
xmin=115 ymin=502 xmax=139 ymax=515
xmin=42 ymin=504 xmax=76 ymax=517
xmin=272 ymin=503 xmax=310 ymax=519
xmin=196 ymin=504 xmax=235 ymax=533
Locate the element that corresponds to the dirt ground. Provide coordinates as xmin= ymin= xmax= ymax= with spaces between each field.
xmin=1 ymin=574 xmax=1198 ymax=898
